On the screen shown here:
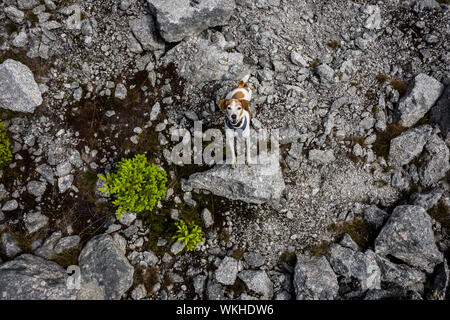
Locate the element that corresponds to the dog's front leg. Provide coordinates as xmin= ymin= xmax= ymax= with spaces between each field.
xmin=226 ymin=132 xmax=237 ymax=169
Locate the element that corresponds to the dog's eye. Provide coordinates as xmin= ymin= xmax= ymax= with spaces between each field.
xmin=227 ymin=106 xmax=231 ymax=110
xmin=238 ymin=107 xmax=242 ymax=110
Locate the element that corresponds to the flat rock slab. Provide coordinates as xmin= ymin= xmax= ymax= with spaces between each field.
xmin=182 ymin=153 xmax=285 ymax=205
xmin=397 ymin=73 xmax=443 ymax=128
xmin=160 ymin=37 xmax=249 ymax=86
xmin=215 ymin=256 xmax=239 ymax=286
xmin=0 ymin=254 xmax=78 ymax=300
xmin=148 ymin=0 xmax=235 ymax=42
xmin=0 ymin=59 xmax=42 ymax=113
xmin=77 ymin=234 xmax=134 ymax=300
xmin=375 ymin=205 xmax=443 ymax=273
xmin=128 ymin=15 xmax=165 ymax=51
xmin=238 ymin=270 xmax=273 ymax=299
xmin=388 ymin=125 xmax=432 ymax=167
xmin=308 ymin=149 xmax=336 ymax=165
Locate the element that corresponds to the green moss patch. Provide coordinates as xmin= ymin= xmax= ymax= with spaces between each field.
xmin=328 ymin=218 xmax=376 ymax=249
xmin=307 ymin=241 xmax=330 ymax=256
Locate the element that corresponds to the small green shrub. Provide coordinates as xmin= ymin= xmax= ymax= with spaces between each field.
xmin=0 ymin=121 xmax=12 ymax=168
xmin=98 ymin=154 xmax=167 ymax=219
xmin=172 ymin=219 xmax=204 ymax=252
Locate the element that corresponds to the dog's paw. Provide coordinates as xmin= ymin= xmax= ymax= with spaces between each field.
xmin=231 ymin=162 xmax=237 ymax=169
xmin=246 ymin=160 xmax=252 ymax=166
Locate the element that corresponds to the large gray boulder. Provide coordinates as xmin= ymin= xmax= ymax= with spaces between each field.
xmin=0 ymin=59 xmax=43 ymax=113
xmin=397 ymin=74 xmax=444 ymax=128
xmin=293 ymin=254 xmax=339 ymax=300
xmin=160 ymin=37 xmax=249 ymax=85
xmin=147 ymin=0 xmax=235 ymax=42
xmin=77 ymin=234 xmax=134 ymax=300
xmin=328 ymin=244 xmax=381 ymax=291
xmin=419 ymin=134 xmax=450 ymax=187
xmin=375 ymin=205 xmax=443 ymax=273
xmin=0 ymin=254 xmax=78 ymax=299
xmin=388 ymin=125 xmax=432 ymax=167
xmin=128 ymin=15 xmax=165 ymax=51
xmin=182 ymin=152 xmax=285 ymax=205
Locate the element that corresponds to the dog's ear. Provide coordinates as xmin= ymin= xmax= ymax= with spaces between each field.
xmin=219 ymin=99 xmax=228 ymax=112
xmin=240 ymin=99 xmax=250 ymax=112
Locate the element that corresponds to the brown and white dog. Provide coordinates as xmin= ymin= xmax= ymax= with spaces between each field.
xmin=219 ymin=75 xmax=252 ymax=168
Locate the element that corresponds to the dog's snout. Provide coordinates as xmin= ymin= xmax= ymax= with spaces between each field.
xmin=231 ymin=114 xmax=237 ymax=120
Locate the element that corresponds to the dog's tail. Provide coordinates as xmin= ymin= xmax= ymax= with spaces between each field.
xmin=237 ymin=74 xmax=251 ymax=88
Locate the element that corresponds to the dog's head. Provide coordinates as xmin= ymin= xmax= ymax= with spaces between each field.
xmin=219 ymin=99 xmax=250 ymax=126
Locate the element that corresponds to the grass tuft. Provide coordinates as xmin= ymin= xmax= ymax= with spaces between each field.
xmin=372 ymin=123 xmax=406 ymax=159
xmin=226 ymin=278 xmax=247 ymax=298
xmin=376 ymin=73 xmax=389 ymax=84
xmin=308 ymin=241 xmax=330 ymax=256
xmin=231 ymin=248 xmax=245 ymax=260
xmin=51 ymin=247 xmax=80 ymax=268
xmin=326 ymin=40 xmax=340 ymax=49
xmin=309 ymin=59 xmax=320 ymax=68
xmin=328 ymin=218 xmax=376 ymax=249
xmin=390 ymin=78 xmax=408 ymax=95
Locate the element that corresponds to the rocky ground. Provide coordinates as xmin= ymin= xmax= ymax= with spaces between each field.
xmin=0 ymin=0 xmax=449 ymax=300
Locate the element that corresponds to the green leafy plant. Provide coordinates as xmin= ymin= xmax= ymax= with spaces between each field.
xmin=98 ymin=154 xmax=167 ymax=219
xmin=0 ymin=121 xmax=12 ymax=168
xmin=172 ymin=219 xmax=204 ymax=252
